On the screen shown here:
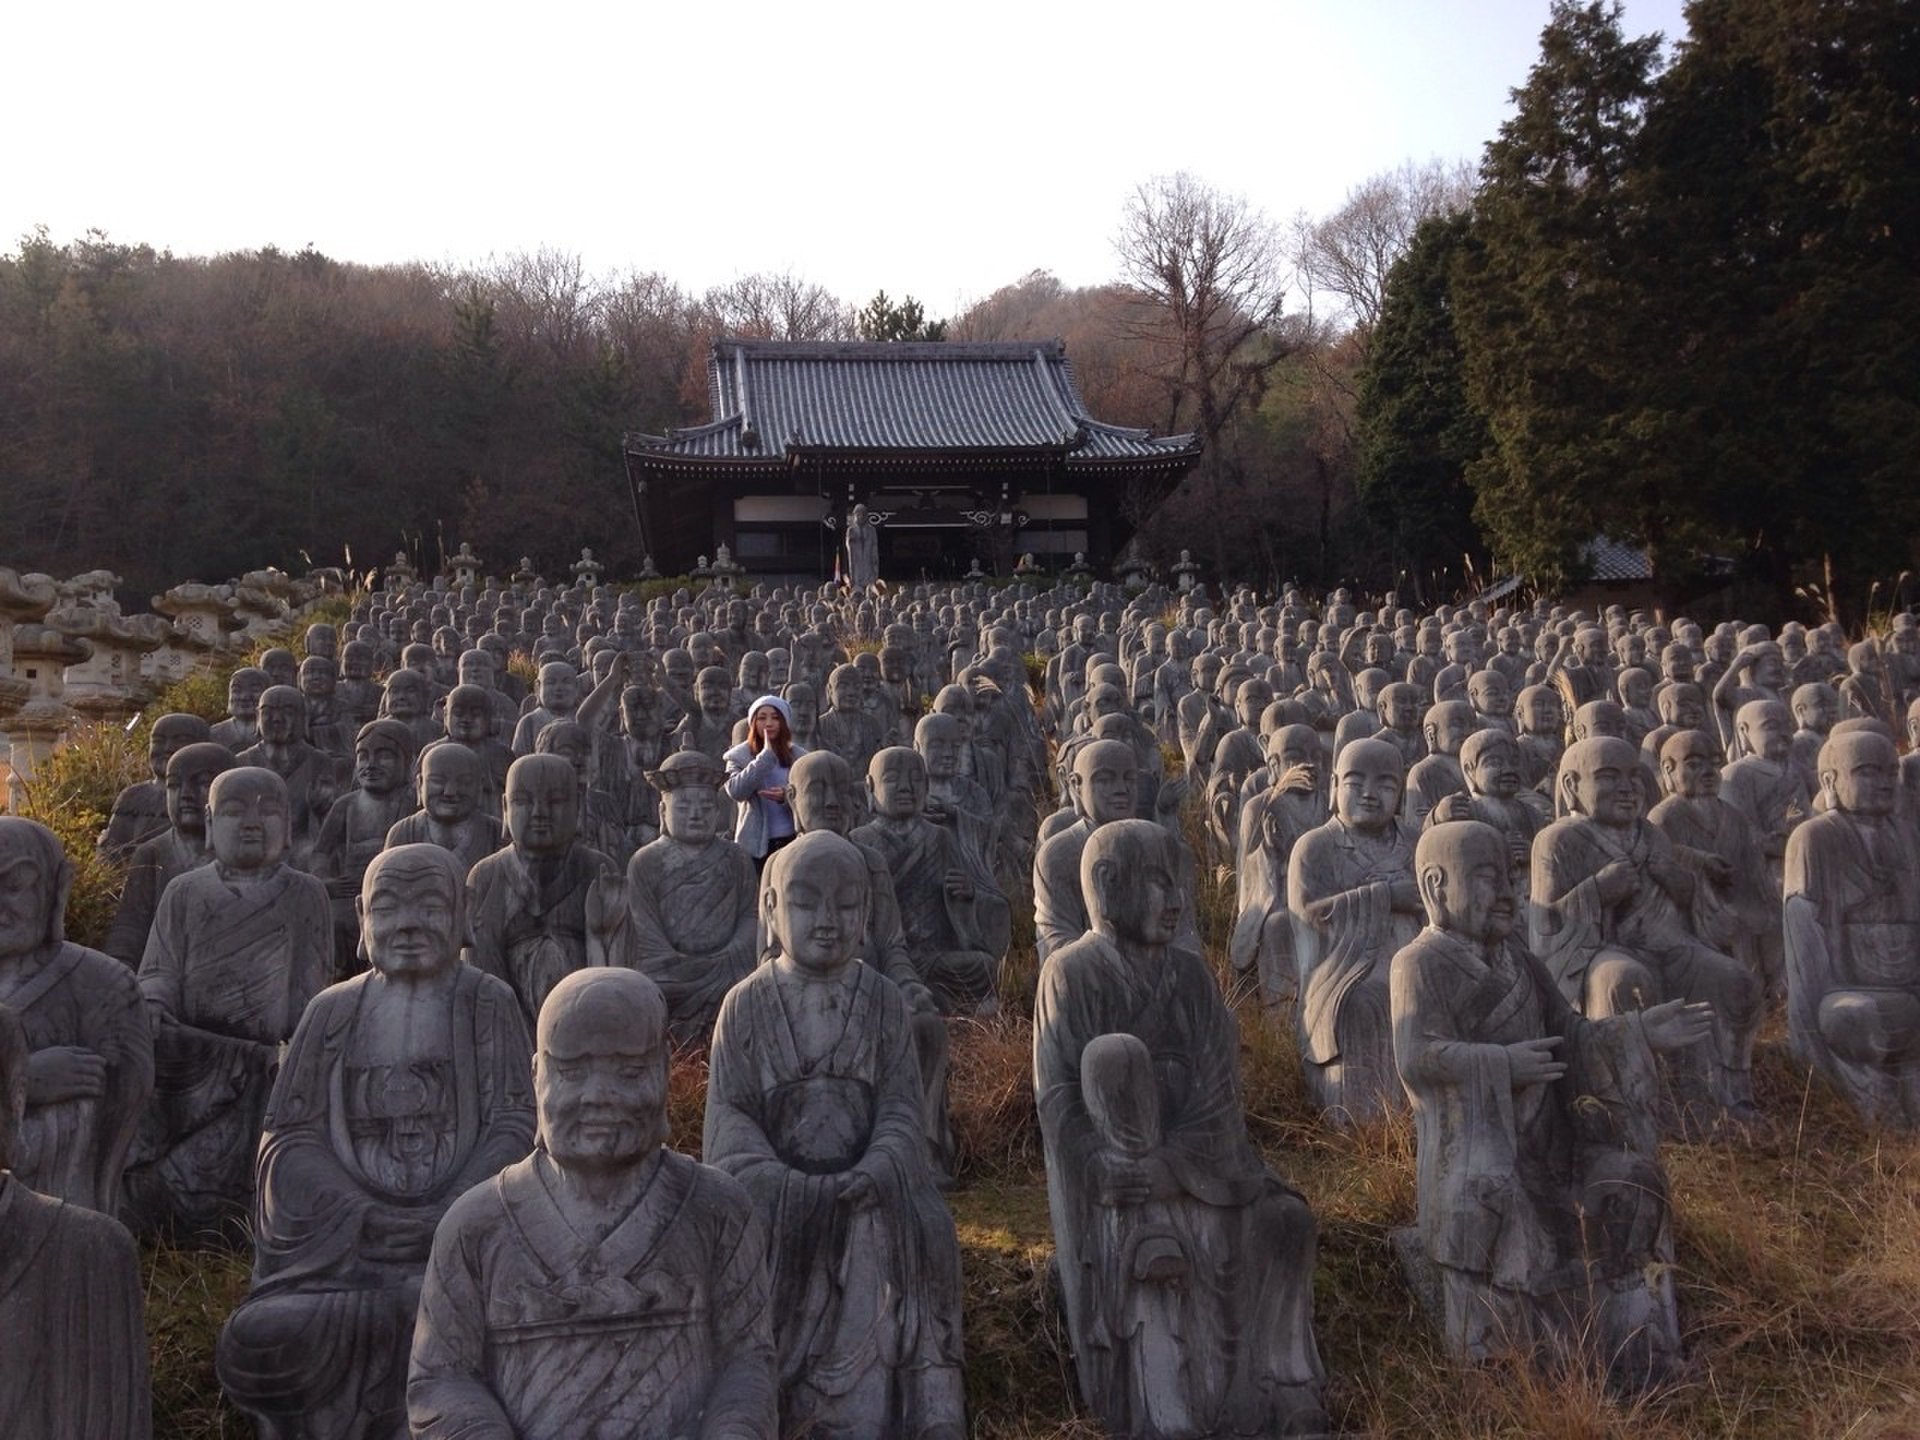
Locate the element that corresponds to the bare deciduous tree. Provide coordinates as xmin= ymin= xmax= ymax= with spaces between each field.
xmin=1115 ymin=172 xmax=1294 ymax=442
xmin=1293 ymin=158 xmax=1473 ymax=337
xmin=700 ymin=271 xmax=852 ymax=341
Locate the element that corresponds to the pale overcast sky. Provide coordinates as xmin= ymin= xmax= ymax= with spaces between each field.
xmin=7 ymin=0 xmax=1688 ymax=315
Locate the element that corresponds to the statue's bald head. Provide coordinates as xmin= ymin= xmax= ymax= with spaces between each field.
xmin=537 ymin=967 xmax=668 ymax=1060
xmin=1081 ymin=817 xmax=1179 ymax=939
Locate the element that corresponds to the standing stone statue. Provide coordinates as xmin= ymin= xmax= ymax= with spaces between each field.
xmin=846 ymin=503 xmax=880 ymax=590
xmin=0 ymin=818 xmax=153 ymax=1212
xmin=407 ymin=968 xmax=778 ymax=1439
xmin=210 ymin=665 xmax=270 ymax=752
xmin=1034 ymin=738 xmax=1138 ymax=963
xmin=1036 ymin=819 xmax=1327 ymax=1440
xmin=1289 ymin=736 xmax=1422 ymax=1124
xmin=0 ymin=1002 xmax=153 ymax=1440
xmin=128 ymin=767 xmax=332 ymax=1244
xmin=1783 ymin=730 xmax=1920 ymax=1127
xmin=1232 ymin=723 xmax=1326 ymax=1010
xmin=217 ymin=845 xmax=533 ymax=1438
xmin=627 ymin=750 xmax=759 ymax=1047
xmin=467 ymin=753 xmax=624 ymax=1032
xmin=1392 ymin=820 xmax=1710 ymax=1392
xmin=705 ymin=833 xmax=966 ymax=1437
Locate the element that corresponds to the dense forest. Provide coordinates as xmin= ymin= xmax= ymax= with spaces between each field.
xmin=0 ymin=0 xmax=1913 ymax=616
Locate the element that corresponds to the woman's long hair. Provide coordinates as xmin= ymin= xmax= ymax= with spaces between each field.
xmin=748 ymin=704 xmax=795 ymax=766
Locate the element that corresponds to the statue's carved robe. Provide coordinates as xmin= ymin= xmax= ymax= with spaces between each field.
xmin=106 ymin=827 xmax=210 ymax=964
xmin=0 ymin=1176 xmax=152 ymax=1440
xmin=1035 ymin=933 xmax=1324 ymax=1439
xmin=705 ymin=963 xmax=965 ymax=1434
xmin=217 ymin=965 xmax=535 ymax=1439
xmin=408 ymin=1149 xmax=778 ymax=1440
xmin=1783 ymin=810 xmax=1920 ymax=1126
xmin=816 ymin=709 xmax=883 ymax=775
xmin=467 ymin=843 xmax=621 ymax=1031
xmin=129 ymin=863 xmax=331 ymax=1241
xmin=1721 ymin=756 xmax=1812 ymax=869
xmin=1391 ymin=927 xmax=1680 ymax=1385
xmin=626 ymin=835 xmax=758 ymax=1046
xmin=854 ymin=818 xmax=998 ymax=1013
xmin=385 ymin=810 xmax=505 ymax=874
xmin=0 ymin=941 xmax=153 ymax=1212
xmin=1403 ymin=754 xmax=1467 ymax=829
xmin=1288 ymin=818 xmax=1420 ymax=1122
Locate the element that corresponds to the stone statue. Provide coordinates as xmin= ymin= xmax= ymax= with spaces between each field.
xmin=1783 ymin=731 xmax=1920 ymax=1127
xmin=407 ymin=968 xmax=778 ymax=1439
xmin=128 ymin=766 xmax=332 ymax=1244
xmin=1035 ymin=738 xmax=1138 ymax=962
xmin=1232 ymin=723 xmax=1326 ymax=1010
xmin=621 ymin=750 xmax=758 ymax=1048
xmin=0 ymin=1002 xmax=153 ymax=1439
xmin=852 ymin=748 xmax=1000 ymax=1015
xmin=1531 ymin=737 xmax=1762 ymax=1131
xmin=467 ymin=753 xmax=623 ymax=1032
xmin=1036 ymin=819 xmax=1327 ymax=1439
xmin=105 ymin=740 xmax=235 ymax=964
xmin=313 ymin=719 xmax=420 ymax=979
xmin=1288 ymin=736 xmax=1423 ymax=1124
xmin=210 ymin=665 xmax=270 ymax=752
xmin=846 ymin=503 xmax=880 ymax=590
xmin=216 ymin=845 xmax=536 ymax=1439
xmin=386 ymin=741 xmax=507 ymax=873
xmin=787 ymin=750 xmax=953 ymax=1175
xmin=0 ymin=818 xmax=153 ymax=1212
xmin=237 ymin=684 xmax=339 ymax=867
xmin=1648 ymin=728 xmax=1778 ymax=998
xmin=97 ymin=712 xmax=211 ymax=863
xmin=705 ymin=833 xmax=966 ymax=1437
xmin=1392 ymin=820 xmax=1709 ymax=1391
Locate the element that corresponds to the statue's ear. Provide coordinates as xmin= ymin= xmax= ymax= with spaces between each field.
xmin=1417 ymin=863 xmax=1447 ymax=918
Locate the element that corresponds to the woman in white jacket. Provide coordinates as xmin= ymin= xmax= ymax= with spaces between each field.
xmin=723 ymin=693 xmax=807 ymax=868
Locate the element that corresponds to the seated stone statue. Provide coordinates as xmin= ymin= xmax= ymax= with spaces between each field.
xmin=1392 ymin=820 xmax=1710 ymax=1391
xmin=853 ymin=747 xmax=1000 ymax=1015
xmin=1289 ymin=737 xmax=1423 ymax=1124
xmin=467 ymin=753 xmax=624 ymax=1032
xmin=1784 ymin=731 xmax=1920 ymax=1127
xmin=129 ymin=766 xmax=332 ymax=1244
xmin=97 ymin=712 xmax=211 ymax=863
xmin=386 ymin=741 xmax=505 ymax=872
xmin=0 ymin=1002 xmax=153 ymax=1439
xmin=1532 ymin=737 xmax=1762 ymax=1131
xmin=787 ymin=750 xmax=953 ymax=1177
xmin=313 ymin=719 xmax=420 ymax=978
xmin=105 ymin=741 xmax=235 ymax=964
xmin=217 ymin=844 xmax=535 ymax=1438
xmin=1035 ymin=738 xmax=1139 ymax=963
xmin=237 ymin=683 xmax=340 ymax=867
xmin=706 ymin=833 xmax=966 ymax=1437
xmin=1231 ymin=723 xmax=1326 ymax=1011
xmin=626 ymin=751 xmax=759 ymax=1047
xmin=210 ymin=665 xmax=270 ymax=752
xmin=1036 ymin=819 xmax=1327 ymax=1440
xmin=407 ymin=968 xmax=777 ymax=1439
xmin=0 ymin=818 xmax=153 ymax=1212
xmin=1649 ymin=728 xmax=1779 ymax=999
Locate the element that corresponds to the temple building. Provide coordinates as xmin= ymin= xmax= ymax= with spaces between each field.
xmin=623 ymin=339 xmax=1201 ymax=581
